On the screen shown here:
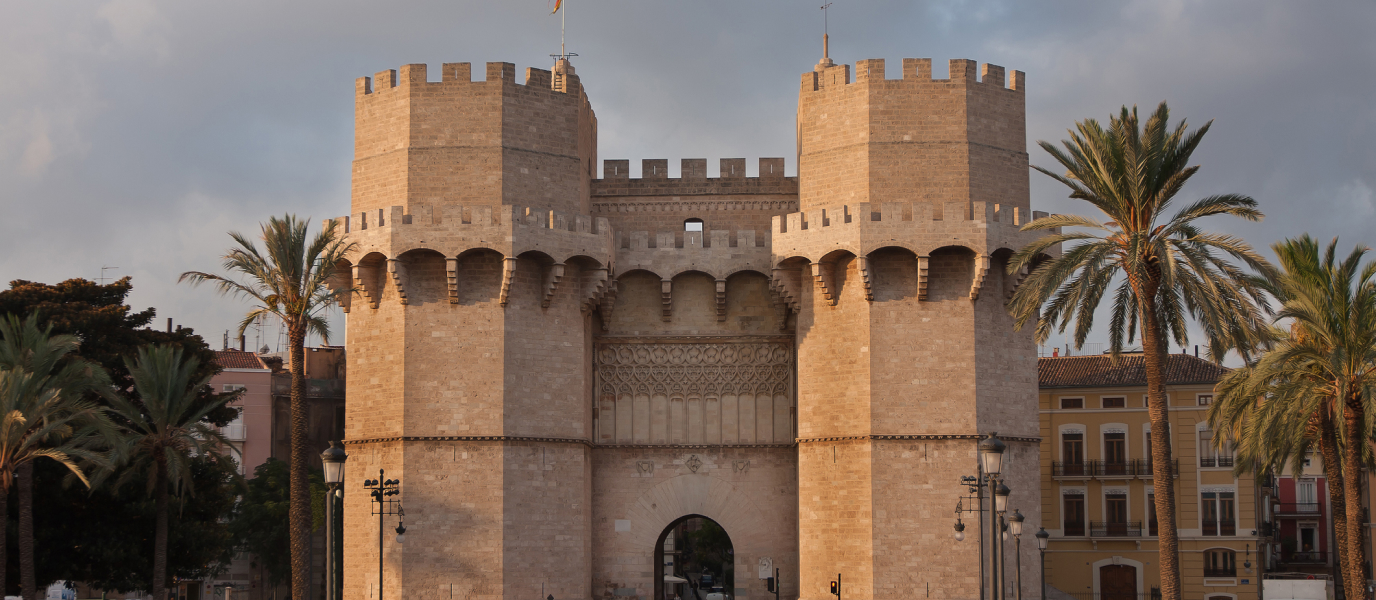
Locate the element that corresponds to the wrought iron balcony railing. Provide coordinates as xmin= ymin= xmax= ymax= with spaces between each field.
xmin=1275 ymin=503 xmax=1321 ymax=516
xmin=1135 ymin=459 xmax=1180 ymax=478
xmin=1278 ymin=549 xmax=1328 ymax=565
xmin=1199 ymin=456 xmax=1235 ymax=468
xmin=1203 ymin=567 xmax=1237 ymax=577
xmin=1090 ymin=520 xmax=1143 ymax=537
xmin=1201 ymin=520 xmax=1237 ymax=536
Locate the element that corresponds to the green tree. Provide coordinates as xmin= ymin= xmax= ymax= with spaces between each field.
xmin=0 ymin=277 xmax=240 ymax=593
xmin=102 ymin=345 xmax=236 ymax=600
xmin=0 ymin=277 xmax=236 ymax=426
xmin=1208 ymin=235 xmax=1376 ymax=600
xmin=0 ymin=314 xmax=112 ymax=600
xmin=26 ymin=452 xmax=239 ymax=595
xmin=1007 ymin=102 xmax=1272 ymax=600
xmin=229 ymin=458 xmax=326 ymax=589
xmin=181 ymin=215 xmax=354 ymax=599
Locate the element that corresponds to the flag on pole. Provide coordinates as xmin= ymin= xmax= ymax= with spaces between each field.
xmin=551 ymin=0 xmax=562 ymax=14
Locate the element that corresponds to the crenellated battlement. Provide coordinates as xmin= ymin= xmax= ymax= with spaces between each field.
xmin=613 ymin=228 xmax=773 ymax=285
xmin=591 ymin=158 xmax=798 ymax=199
xmin=771 ymin=200 xmax=1055 ymax=266
xmin=328 ymin=204 xmax=613 ymax=268
xmin=801 ymin=58 xmax=1024 ymax=93
xmin=356 ymin=61 xmax=585 ymax=97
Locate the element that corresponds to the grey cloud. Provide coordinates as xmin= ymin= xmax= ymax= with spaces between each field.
xmin=0 ymin=0 xmax=1371 ymax=353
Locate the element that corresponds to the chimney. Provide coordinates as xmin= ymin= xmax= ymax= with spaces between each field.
xmin=166 ymin=318 xmax=172 ymax=333
xmin=1052 ymin=348 xmax=1059 ymax=358
xmin=1195 ymin=345 xmax=1199 ymax=358
xmin=240 ymin=335 xmax=247 ymax=352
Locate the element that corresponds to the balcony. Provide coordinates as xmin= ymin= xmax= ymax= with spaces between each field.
xmin=1278 ymin=549 xmax=1328 ymax=565
xmin=1054 ymin=459 xmax=1182 ymax=479
xmin=1199 ymin=456 xmax=1235 ymax=468
xmin=1202 ymin=520 xmax=1237 ymax=536
xmin=1275 ymin=503 xmax=1322 ymax=516
xmin=1064 ymin=521 xmax=1086 ymax=536
xmin=1096 ymin=460 xmax=1133 ymax=478
xmin=1052 ymin=461 xmax=1091 ymax=478
xmin=1135 ymin=459 xmax=1180 ymax=478
xmin=1203 ymin=567 xmax=1237 ymax=577
xmin=1090 ymin=520 xmax=1143 ymax=537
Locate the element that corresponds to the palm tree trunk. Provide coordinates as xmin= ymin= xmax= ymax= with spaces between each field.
xmin=289 ymin=326 xmax=311 ymax=600
xmin=16 ymin=463 xmax=36 ymax=600
xmin=153 ymin=452 xmax=169 ymax=600
xmin=1341 ymin=394 xmax=1367 ymax=600
xmin=1319 ymin=409 xmax=1350 ymax=591
xmin=1139 ymin=286 xmax=1183 ymax=600
xmin=0 ymin=473 xmax=8 ymax=599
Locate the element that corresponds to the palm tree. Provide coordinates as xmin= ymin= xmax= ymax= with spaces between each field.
xmin=1208 ymin=235 xmax=1376 ymax=600
xmin=1007 ymin=102 xmax=1272 ymax=600
xmin=102 ymin=345 xmax=235 ymax=600
xmin=0 ymin=314 xmax=112 ymax=600
xmin=180 ymin=214 xmax=354 ymax=599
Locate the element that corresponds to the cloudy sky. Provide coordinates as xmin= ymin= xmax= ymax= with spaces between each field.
xmin=1 ymin=0 xmax=1372 ymax=354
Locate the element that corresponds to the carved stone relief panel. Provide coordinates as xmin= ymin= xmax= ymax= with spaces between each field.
xmin=594 ymin=338 xmax=795 ymax=446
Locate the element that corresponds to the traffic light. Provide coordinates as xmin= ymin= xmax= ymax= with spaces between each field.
xmin=766 ymin=578 xmax=775 ymax=593
xmin=830 ymin=582 xmax=838 ymax=596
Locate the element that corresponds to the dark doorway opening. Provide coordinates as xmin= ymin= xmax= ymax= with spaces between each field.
xmin=654 ymin=515 xmax=734 ymax=600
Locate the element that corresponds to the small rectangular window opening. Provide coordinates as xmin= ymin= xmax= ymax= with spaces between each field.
xmin=1060 ymin=397 xmax=1083 ymax=409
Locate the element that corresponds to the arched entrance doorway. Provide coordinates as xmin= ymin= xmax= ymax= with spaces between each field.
xmin=654 ymin=515 xmax=735 ymax=600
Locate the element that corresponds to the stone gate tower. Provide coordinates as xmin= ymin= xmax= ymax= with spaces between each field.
xmin=335 ymin=51 xmax=1052 ymax=600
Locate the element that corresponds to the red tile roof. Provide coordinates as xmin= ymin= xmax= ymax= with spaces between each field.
xmin=213 ymin=350 xmax=268 ymax=370
xmin=1038 ymin=353 xmax=1229 ymax=388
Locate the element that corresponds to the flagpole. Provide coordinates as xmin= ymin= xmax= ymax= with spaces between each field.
xmin=561 ymin=0 xmax=566 ymax=57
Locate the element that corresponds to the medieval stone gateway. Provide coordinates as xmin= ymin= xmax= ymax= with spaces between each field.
xmin=337 ymin=53 xmax=1052 ymax=600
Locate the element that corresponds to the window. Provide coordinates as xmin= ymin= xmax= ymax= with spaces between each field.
xmin=1204 ymin=549 xmax=1236 ymax=577
xmin=1105 ymin=493 xmax=1128 ymax=535
xmin=1104 ymin=432 xmax=1128 ymax=474
xmin=1202 ymin=492 xmax=1236 ymax=536
xmin=1062 ymin=433 xmax=1085 ymax=476
xmin=1198 ymin=394 xmax=1214 ymax=406
xmin=684 ymin=218 xmax=704 ymax=232
xmin=1060 ymin=397 xmax=1083 ymax=409
xmin=1102 ymin=396 xmax=1126 ymax=408
xmin=1064 ymin=493 xmax=1085 ymax=536
xmin=222 ymin=383 xmax=246 ymax=393
xmin=1200 ymin=429 xmax=1234 ymax=467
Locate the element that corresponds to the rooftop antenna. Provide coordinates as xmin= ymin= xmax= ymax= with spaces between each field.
xmin=818 ymin=3 xmax=835 ymax=68
xmin=99 ymin=265 xmax=119 ymax=284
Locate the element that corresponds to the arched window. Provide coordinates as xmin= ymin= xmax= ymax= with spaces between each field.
xmin=684 ymin=218 xmax=704 ymax=232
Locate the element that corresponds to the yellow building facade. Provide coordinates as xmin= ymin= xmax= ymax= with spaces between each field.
xmin=1039 ymin=353 xmax=1263 ymax=600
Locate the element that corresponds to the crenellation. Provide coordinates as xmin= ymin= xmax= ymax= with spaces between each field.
xmin=681 ymin=158 xmax=707 ymax=179
xmin=486 ymin=61 xmax=515 ymax=83
xmin=642 ymin=159 xmax=668 ymax=178
xmin=525 ymin=67 xmax=552 ymax=89
xmin=442 ymin=62 xmax=471 ymax=82
xmin=980 ymin=63 xmax=1005 ymax=88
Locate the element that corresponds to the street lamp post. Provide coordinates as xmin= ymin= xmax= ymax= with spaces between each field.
xmin=956 ymin=433 xmax=1011 ymax=600
xmin=364 ymin=470 xmax=403 ymax=600
xmin=1009 ymin=510 xmax=1024 ymax=600
xmin=320 ymin=442 xmax=348 ymax=600
xmin=1035 ymin=528 xmax=1049 ymax=600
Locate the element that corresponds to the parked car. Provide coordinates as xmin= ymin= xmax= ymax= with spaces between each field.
xmin=704 ymin=587 xmax=731 ymax=600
